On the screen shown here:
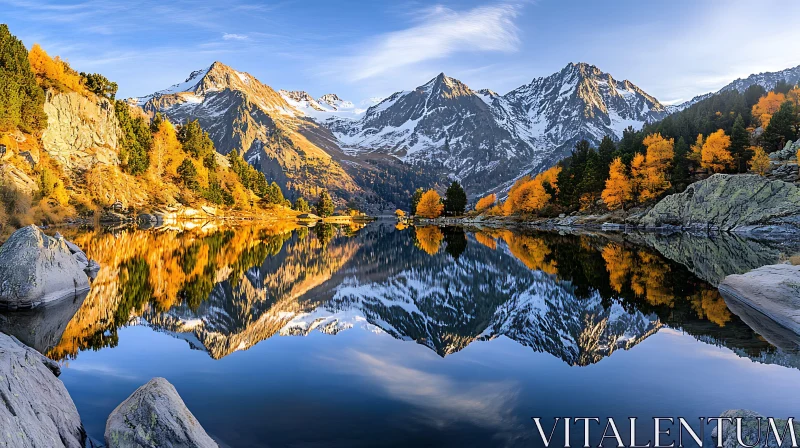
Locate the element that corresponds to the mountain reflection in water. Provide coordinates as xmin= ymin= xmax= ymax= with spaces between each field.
xmin=4 ymin=220 xmax=795 ymax=369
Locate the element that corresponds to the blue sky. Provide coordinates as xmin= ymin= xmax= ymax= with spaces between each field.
xmin=3 ymin=0 xmax=799 ymax=105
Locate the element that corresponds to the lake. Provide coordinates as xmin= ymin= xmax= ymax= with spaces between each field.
xmin=2 ymin=221 xmax=799 ymax=447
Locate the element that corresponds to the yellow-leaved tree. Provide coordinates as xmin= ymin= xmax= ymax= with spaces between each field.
xmin=414 ymin=226 xmax=444 ymax=255
xmin=601 ymin=158 xmax=632 ymax=210
xmin=751 ymin=91 xmax=786 ymax=128
xmin=28 ymin=44 xmax=84 ymax=93
xmin=475 ymin=193 xmax=496 ymax=212
xmin=416 ymin=189 xmax=444 ymax=218
xmin=701 ymin=129 xmax=734 ymax=173
xmin=640 ymin=133 xmax=673 ymax=202
xmin=503 ymin=166 xmax=561 ymax=215
xmin=748 ymin=146 xmax=771 ymax=176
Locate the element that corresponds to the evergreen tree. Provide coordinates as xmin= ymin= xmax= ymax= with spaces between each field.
xmin=294 ymin=197 xmax=310 ymax=212
xmin=671 ymin=137 xmax=691 ymax=192
xmin=115 ymin=100 xmax=152 ymax=175
xmin=80 ymin=72 xmax=117 ymax=99
xmin=0 ymin=24 xmax=46 ymax=133
xmin=762 ymin=101 xmax=796 ymax=152
xmin=577 ymin=149 xmax=605 ymax=197
xmin=729 ymin=115 xmax=751 ymax=173
xmin=177 ymin=159 xmax=199 ymax=190
xmin=178 ymin=119 xmax=215 ymax=160
xmin=443 ymin=181 xmax=467 ymax=216
xmin=264 ymin=182 xmax=285 ymax=205
xmin=316 ymin=190 xmax=334 ymax=217
xmin=597 ymin=135 xmax=616 ymax=168
xmin=410 ymin=187 xmax=424 ymax=215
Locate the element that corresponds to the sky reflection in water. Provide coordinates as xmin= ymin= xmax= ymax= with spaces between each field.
xmin=4 ymin=221 xmax=800 ymax=447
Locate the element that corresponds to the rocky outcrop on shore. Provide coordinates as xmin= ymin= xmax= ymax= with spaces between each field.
xmin=713 ymin=409 xmax=800 ymax=448
xmin=0 ymin=226 xmax=97 ymax=309
xmin=41 ymin=92 xmax=120 ymax=173
xmin=640 ymin=174 xmax=800 ymax=236
xmin=105 ymin=377 xmax=218 ymax=448
xmin=719 ymin=263 xmax=800 ymax=336
xmin=0 ymin=332 xmax=85 ymax=448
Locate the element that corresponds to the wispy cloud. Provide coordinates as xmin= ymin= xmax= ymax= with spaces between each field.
xmin=222 ymin=33 xmax=249 ymax=41
xmin=342 ymin=3 xmax=522 ymax=82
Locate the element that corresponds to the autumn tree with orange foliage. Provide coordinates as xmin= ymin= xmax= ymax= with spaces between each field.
xmin=28 ymin=44 xmax=84 ymax=93
xmin=414 ymin=226 xmax=444 ymax=255
xmin=635 ymin=133 xmax=674 ymax=203
xmin=475 ymin=193 xmax=496 ymax=212
xmin=416 ymin=189 xmax=444 ymax=218
xmin=701 ymin=129 xmax=734 ymax=172
xmin=748 ymin=146 xmax=771 ymax=176
xmin=751 ymin=91 xmax=786 ymax=128
xmin=601 ymin=158 xmax=632 ymax=210
xmin=503 ymin=166 xmax=561 ymax=215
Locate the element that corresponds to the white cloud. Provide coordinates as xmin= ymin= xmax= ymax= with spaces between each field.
xmin=222 ymin=33 xmax=249 ymax=41
xmin=343 ymin=3 xmax=521 ymax=82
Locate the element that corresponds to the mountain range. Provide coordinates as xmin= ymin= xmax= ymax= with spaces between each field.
xmin=133 ymin=61 xmax=800 ymax=206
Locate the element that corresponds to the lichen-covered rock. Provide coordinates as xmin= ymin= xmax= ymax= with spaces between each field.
xmin=713 ymin=409 xmax=800 ymax=448
xmin=719 ymin=263 xmax=800 ymax=336
xmin=105 ymin=377 xmax=217 ymax=448
xmin=41 ymin=92 xmax=120 ymax=173
xmin=640 ymin=174 xmax=800 ymax=236
xmin=769 ymin=140 xmax=800 ymax=162
xmin=0 ymin=332 xmax=85 ymax=447
xmin=0 ymin=226 xmax=92 ymax=309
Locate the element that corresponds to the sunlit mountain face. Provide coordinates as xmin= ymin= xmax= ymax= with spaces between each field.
xmin=7 ymin=221 xmax=794 ymax=369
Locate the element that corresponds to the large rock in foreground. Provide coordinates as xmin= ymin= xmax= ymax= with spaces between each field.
xmin=713 ymin=409 xmax=800 ymax=448
xmin=641 ymin=174 xmax=800 ymax=236
xmin=0 ymin=332 xmax=85 ymax=447
xmin=0 ymin=225 xmax=92 ymax=309
xmin=719 ymin=264 xmax=800 ymax=336
xmin=105 ymin=377 xmax=217 ymax=448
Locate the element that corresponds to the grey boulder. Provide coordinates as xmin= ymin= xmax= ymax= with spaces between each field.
xmin=713 ymin=409 xmax=800 ymax=448
xmin=719 ymin=264 xmax=800 ymax=336
xmin=0 ymin=332 xmax=85 ymax=447
xmin=105 ymin=377 xmax=217 ymax=448
xmin=640 ymin=174 xmax=800 ymax=236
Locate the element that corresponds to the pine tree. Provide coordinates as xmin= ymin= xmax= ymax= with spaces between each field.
xmin=177 ymin=159 xmax=199 ymax=190
xmin=729 ymin=115 xmax=750 ymax=173
xmin=443 ymin=181 xmax=467 ymax=216
xmin=115 ymin=101 xmax=152 ymax=175
xmin=294 ymin=197 xmax=310 ymax=212
xmin=410 ymin=188 xmax=424 ymax=215
xmin=315 ymin=190 xmax=334 ymax=217
xmin=0 ymin=25 xmax=46 ymax=133
xmin=671 ymin=137 xmax=691 ymax=192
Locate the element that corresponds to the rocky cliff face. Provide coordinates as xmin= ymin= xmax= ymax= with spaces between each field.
xmin=641 ymin=174 xmax=800 ymax=236
xmin=42 ymin=92 xmax=120 ymax=172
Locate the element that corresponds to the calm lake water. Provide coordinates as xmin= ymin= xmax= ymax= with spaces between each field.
xmin=2 ymin=221 xmax=800 ymax=447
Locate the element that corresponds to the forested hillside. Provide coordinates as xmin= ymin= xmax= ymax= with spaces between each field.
xmin=0 ymin=25 xmax=299 ymax=237
xmin=470 ymin=80 xmax=800 ymax=217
